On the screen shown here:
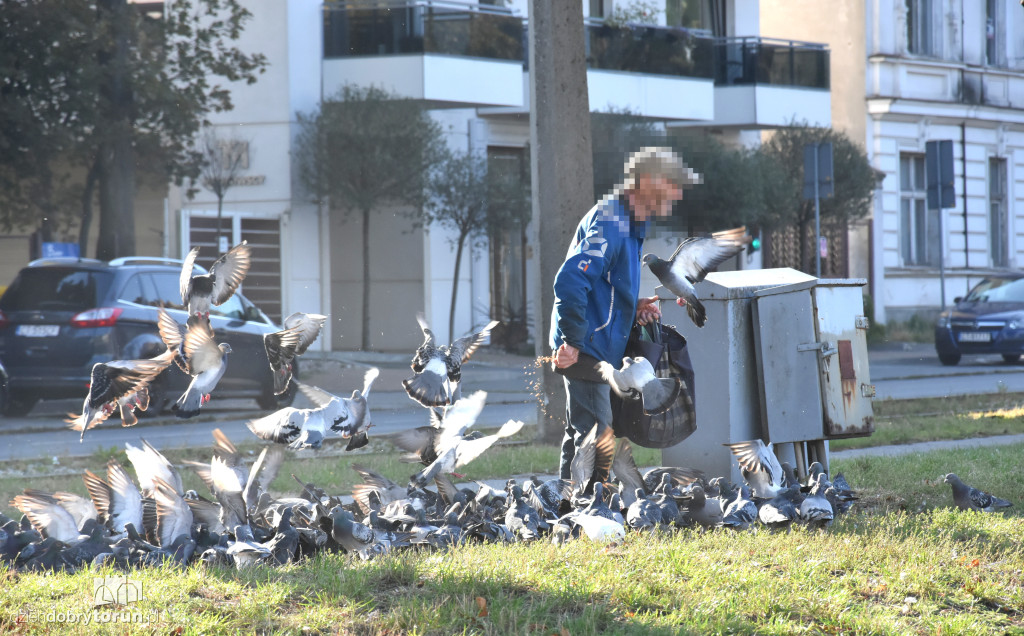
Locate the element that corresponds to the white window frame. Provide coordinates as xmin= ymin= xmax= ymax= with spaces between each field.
xmin=989 ymin=157 xmax=1009 ymax=268
xmin=899 ymin=153 xmax=940 ymax=267
xmin=905 ymin=0 xmax=939 ymax=58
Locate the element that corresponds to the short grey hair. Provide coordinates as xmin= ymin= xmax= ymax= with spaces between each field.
xmin=622 ymin=146 xmax=702 ymax=191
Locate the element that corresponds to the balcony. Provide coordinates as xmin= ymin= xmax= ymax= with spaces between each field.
xmin=710 ymin=37 xmax=831 ymax=128
xmin=322 ymin=1 xmax=525 ymax=108
xmin=584 ymin=21 xmax=715 ymax=120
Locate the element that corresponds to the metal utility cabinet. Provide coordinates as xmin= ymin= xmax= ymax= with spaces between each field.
xmin=659 ymin=268 xmax=874 ymax=483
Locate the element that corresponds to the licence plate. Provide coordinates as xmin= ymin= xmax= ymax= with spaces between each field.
xmin=16 ymin=324 xmax=60 ymax=337
xmin=958 ymin=332 xmax=991 ymax=343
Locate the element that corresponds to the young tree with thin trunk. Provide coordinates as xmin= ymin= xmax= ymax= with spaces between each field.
xmin=295 ymin=85 xmax=444 ymax=350
xmin=196 ymin=129 xmax=247 ymax=253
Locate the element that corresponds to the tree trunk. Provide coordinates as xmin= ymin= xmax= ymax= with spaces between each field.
xmin=95 ymin=0 xmax=135 ymax=261
xmin=361 ymin=205 xmax=371 ymax=351
xmin=448 ymin=232 xmax=468 ymax=342
xmin=217 ymin=194 xmax=225 ymax=254
xmin=78 ymin=157 xmax=101 ymax=257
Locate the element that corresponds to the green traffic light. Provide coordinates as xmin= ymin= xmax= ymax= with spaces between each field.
xmin=750 ymin=237 xmax=761 ymax=251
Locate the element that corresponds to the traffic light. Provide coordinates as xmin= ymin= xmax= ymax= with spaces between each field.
xmin=748 ymin=236 xmax=761 ymax=254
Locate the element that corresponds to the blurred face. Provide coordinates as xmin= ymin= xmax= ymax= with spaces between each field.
xmin=629 ymin=174 xmax=683 ymax=221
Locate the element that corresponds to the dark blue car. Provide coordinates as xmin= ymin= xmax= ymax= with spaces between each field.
xmin=0 ymin=256 xmax=297 ymax=416
xmin=934 ymin=274 xmax=1024 ymax=366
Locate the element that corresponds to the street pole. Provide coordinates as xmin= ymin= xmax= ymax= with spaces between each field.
xmin=814 ymin=144 xmax=821 ymax=277
xmin=938 ymin=206 xmax=946 ymax=310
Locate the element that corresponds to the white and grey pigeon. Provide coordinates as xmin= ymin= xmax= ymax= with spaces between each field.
xmin=179 ymin=241 xmax=251 ymax=321
xmin=403 ymin=313 xmax=499 ymax=408
xmin=171 ymin=320 xmax=232 ymax=418
xmin=10 ymin=490 xmax=87 ymax=542
xmin=264 ymin=312 xmax=326 ymax=395
xmin=83 ymin=460 xmax=144 ymax=539
xmin=943 ymin=473 xmax=1013 ymax=513
xmin=597 ymin=356 xmax=681 ymax=415
xmin=151 ymin=476 xmax=193 ymax=547
xmin=642 ymin=226 xmax=750 ymax=327
xmin=246 ymin=405 xmax=328 ymax=451
xmin=298 ymin=367 xmax=379 ymax=450
xmin=410 ymin=391 xmax=524 ymax=486
xmin=725 ymin=439 xmax=785 ymax=499
xmin=125 ymin=438 xmax=184 ymax=496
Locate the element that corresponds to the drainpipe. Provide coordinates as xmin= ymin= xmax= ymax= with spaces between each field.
xmin=961 ymin=121 xmax=968 ymax=295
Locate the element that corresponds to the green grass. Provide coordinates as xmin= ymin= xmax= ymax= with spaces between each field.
xmin=831 ymin=393 xmax=1024 ymax=451
xmin=1 ymin=444 xmax=1022 ymax=635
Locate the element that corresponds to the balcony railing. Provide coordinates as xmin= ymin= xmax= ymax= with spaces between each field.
xmin=713 ymin=37 xmax=829 ymax=89
xmin=323 ymin=0 xmax=523 ymax=61
xmin=584 ymin=20 xmax=714 ymax=79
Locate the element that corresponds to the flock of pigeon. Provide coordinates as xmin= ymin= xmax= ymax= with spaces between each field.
xmin=2 ymin=236 xmax=1012 ymax=573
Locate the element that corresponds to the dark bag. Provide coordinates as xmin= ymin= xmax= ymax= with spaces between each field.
xmin=611 ymin=320 xmax=697 ymax=448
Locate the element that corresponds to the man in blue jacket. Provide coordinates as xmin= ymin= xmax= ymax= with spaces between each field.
xmin=551 ymin=147 xmax=700 ymax=481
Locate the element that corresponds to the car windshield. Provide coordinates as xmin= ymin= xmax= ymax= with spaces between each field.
xmin=963 ymin=277 xmax=1024 ymax=303
xmin=0 ymin=268 xmax=114 ymax=312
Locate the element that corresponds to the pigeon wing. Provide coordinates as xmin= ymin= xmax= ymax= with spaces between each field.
xmin=298 ymin=383 xmax=339 ymax=409
xmin=596 ymin=361 xmax=634 ymax=398
xmin=182 ymin=322 xmax=221 ymax=374
xmin=669 ymin=229 xmax=749 ymax=284
xmin=281 ymin=312 xmax=327 ymax=355
xmin=208 ymin=241 xmax=251 ymax=305
xmin=611 ymin=438 xmax=646 ymax=496
xmin=448 ymin=319 xmax=500 ymax=363
xmin=179 ymin=247 xmax=200 ymax=304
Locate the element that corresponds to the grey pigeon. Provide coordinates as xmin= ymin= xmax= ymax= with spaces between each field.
xmin=299 ymin=367 xmax=379 ymax=444
xmin=721 ymin=485 xmax=758 ymax=530
xmin=124 ymin=438 xmax=184 ymax=496
xmin=757 ymin=486 xmax=800 ymax=528
xmin=246 ymin=404 xmax=328 ymax=450
xmin=179 ymin=241 xmax=251 ymax=321
xmin=264 ymin=312 xmax=326 ymax=395
xmin=943 ymin=473 xmax=1012 ymax=513
xmin=726 ymin=439 xmax=785 ymax=499
xmin=171 ymin=320 xmax=232 ymax=418
xmin=798 ymin=474 xmax=834 ymax=528
xmin=403 ymin=313 xmax=499 ymax=407
xmin=152 ymin=476 xmax=193 ymax=547
xmin=625 ymin=488 xmax=662 ymax=531
xmin=597 ymin=356 xmax=681 ymax=415
xmin=682 ymin=484 xmax=724 ymax=529
xmin=642 ymin=226 xmax=750 ymax=327
xmin=10 ymin=490 xmax=82 ymax=542
xmin=569 ymin=423 xmax=617 ymax=497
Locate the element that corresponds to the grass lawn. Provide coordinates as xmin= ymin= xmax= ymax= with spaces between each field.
xmin=1 ymin=443 xmax=1021 ymax=635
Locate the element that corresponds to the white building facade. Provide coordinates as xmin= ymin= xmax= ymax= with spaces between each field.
xmin=167 ymin=0 xmax=832 ymax=350
xmin=867 ymin=0 xmax=1024 ymax=323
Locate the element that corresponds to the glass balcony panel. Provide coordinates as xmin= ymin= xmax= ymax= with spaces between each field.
xmin=713 ymin=37 xmax=829 ymax=89
xmin=584 ymin=23 xmax=714 ymax=79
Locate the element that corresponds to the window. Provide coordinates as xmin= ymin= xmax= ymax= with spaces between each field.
xmin=906 ymin=0 xmax=933 ymax=56
xmin=900 ymin=154 xmax=940 ymax=267
xmin=989 ymin=157 xmax=1009 ymax=267
xmin=117 ymin=275 xmax=147 ymax=305
xmin=150 ymin=272 xmax=185 ymax=310
xmin=985 ymin=0 xmax=1001 ymax=66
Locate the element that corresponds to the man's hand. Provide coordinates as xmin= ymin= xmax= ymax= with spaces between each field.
xmin=636 ymin=296 xmax=662 ymax=326
xmin=555 ymin=343 xmax=579 ymax=369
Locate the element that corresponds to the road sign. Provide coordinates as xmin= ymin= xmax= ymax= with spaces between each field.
xmin=802 ymin=142 xmax=834 ymax=199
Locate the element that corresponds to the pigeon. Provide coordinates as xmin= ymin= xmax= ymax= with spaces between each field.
xmin=642 ymin=226 xmax=750 ymax=327
xmin=757 ymin=486 xmax=800 ymax=528
xmin=179 ymin=241 xmax=251 ymax=321
xmin=403 ymin=313 xmax=499 ymax=407
xmin=299 ymin=367 xmax=379 ymax=445
xmin=597 ymin=356 xmax=681 ymax=415
xmin=569 ymin=423 xmax=616 ymax=497
xmin=565 ymin=511 xmax=625 ymax=544
xmin=721 ymin=485 xmax=758 ymax=530
xmin=171 ymin=320 xmax=232 ymax=418
xmin=152 ymin=476 xmax=193 ymax=547
xmin=411 ymin=397 xmax=524 ymax=486
xmin=625 ymin=489 xmax=662 ymax=531
xmin=725 ymin=439 xmax=785 ymax=499
xmin=943 ymin=473 xmax=1013 ymax=513
xmin=264 ymin=312 xmax=326 ymax=395
xmin=246 ymin=406 xmax=327 ymax=450
xmin=69 ymin=354 xmax=172 ymax=439
xmin=82 ymin=462 xmax=144 ymax=538
xmin=681 ymin=484 xmax=724 ymax=529
xmin=798 ymin=473 xmax=835 ymax=528
xmin=10 ymin=490 xmax=83 ymax=542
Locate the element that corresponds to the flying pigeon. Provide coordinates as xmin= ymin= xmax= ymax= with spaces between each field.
xmin=943 ymin=473 xmax=1013 ymax=513
xmin=298 ymin=367 xmax=379 ymax=449
xmin=264 ymin=312 xmax=326 ymax=395
xmin=725 ymin=439 xmax=785 ymax=499
xmin=409 ymin=391 xmax=524 ymax=486
xmin=642 ymin=226 xmax=750 ymax=327
xmin=597 ymin=356 xmax=681 ymax=415
xmin=82 ymin=461 xmax=144 ymax=538
xmin=70 ymin=353 xmax=172 ymax=439
xmin=403 ymin=313 xmax=499 ymax=408
xmin=246 ymin=405 xmax=328 ymax=450
xmin=171 ymin=320 xmax=232 ymax=418
xmin=179 ymin=241 xmax=251 ymax=321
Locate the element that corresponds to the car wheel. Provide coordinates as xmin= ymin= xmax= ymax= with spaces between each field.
xmin=2 ymin=396 xmax=38 ymax=417
xmin=1002 ymin=354 xmax=1021 ymax=364
xmin=938 ymin=353 xmax=961 ymax=366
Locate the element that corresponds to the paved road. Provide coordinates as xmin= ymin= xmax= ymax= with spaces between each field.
xmin=4 ymin=342 xmax=1024 ymax=461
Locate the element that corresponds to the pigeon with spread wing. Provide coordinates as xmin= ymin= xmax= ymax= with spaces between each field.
xmin=264 ymin=312 xmax=326 ymax=395
xmin=642 ymin=226 xmax=751 ymax=327
xmin=179 ymin=241 xmax=251 ymax=321
xmin=596 ymin=356 xmax=680 ymax=415
xmin=403 ymin=313 xmax=499 ymax=408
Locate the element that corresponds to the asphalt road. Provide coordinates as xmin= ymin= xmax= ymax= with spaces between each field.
xmin=3 ymin=342 xmax=1023 ymax=461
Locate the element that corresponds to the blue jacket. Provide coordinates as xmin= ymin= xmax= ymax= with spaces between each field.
xmin=550 ymin=195 xmax=647 ymax=364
